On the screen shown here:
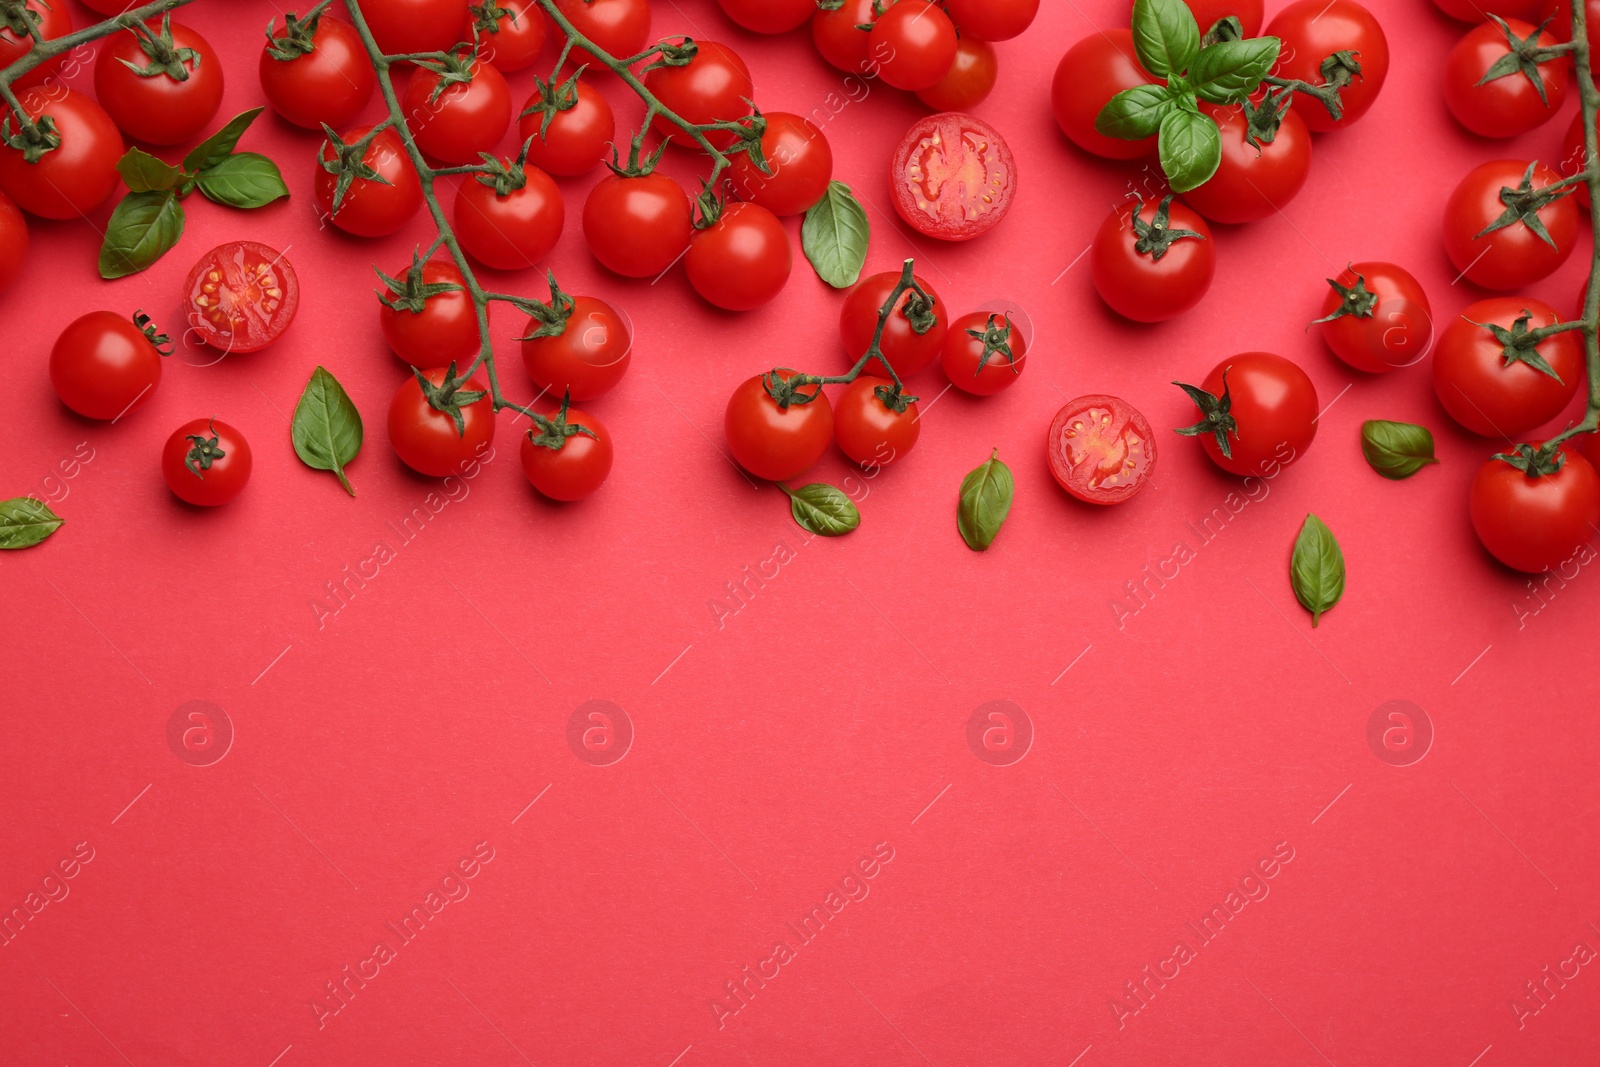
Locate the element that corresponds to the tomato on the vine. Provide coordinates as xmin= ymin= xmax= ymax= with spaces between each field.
xmin=642 ymin=40 xmax=753 ymax=149
xmin=521 ymin=292 xmax=631 ymax=400
xmin=363 ymin=0 xmax=467 ymax=55
xmin=1052 ymin=30 xmax=1157 ymax=160
xmin=840 ymin=272 xmax=947 ymax=378
xmin=1 ymin=1 xmax=71 ymax=90
xmin=1048 ymin=396 xmax=1158 ymax=505
xmin=521 ymin=401 xmax=613 ymax=502
xmin=259 ymin=13 xmax=377 ymax=131
xmin=1174 ymin=352 xmax=1318 ymax=477
xmin=404 ymin=53 xmax=513 ymax=165
xmin=943 ymin=0 xmax=1038 ymax=41
xmin=869 ymin=1 xmax=957 ymax=91
xmin=1442 ymin=159 xmax=1577 ymax=290
xmin=314 ymin=125 xmax=424 ymax=237
xmin=1471 ymin=446 xmax=1600 ymax=573
xmin=1433 ymin=298 xmax=1580 ymax=437
xmin=454 ymin=162 xmax=565 ymax=271
xmin=725 ymin=371 xmax=834 ymax=481
xmin=717 ymin=0 xmax=813 ymax=34
xmin=686 ymin=202 xmax=792 ymax=312
xmin=551 ymin=0 xmax=651 ymax=62
xmin=184 ymin=242 xmax=300 ymax=354
xmin=95 ymin=17 xmax=223 ymax=146
xmin=520 ymin=77 xmax=614 ymax=176
xmin=942 ymin=311 xmax=1027 ymax=396
xmin=0 ymin=191 xmax=25 ymax=296
xmin=726 ymin=112 xmax=832 ymax=217
xmin=1266 ymin=0 xmax=1389 ymax=132
xmin=1091 ymin=196 xmax=1215 ymax=323
xmin=51 ymin=311 xmax=166 ymax=421
xmin=468 ymin=0 xmax=546 ymax=72
xmin=1559 ymin=109 xmax=1593 ymax=208
xmin=162 ymin=419 xmax=252 ymax=507
xmin=833 ymin=377 xmax=920 ymax=469
xmin=1444 ymin=18 xmax=1566 ymax=138
xmin=378 ymin=258 xmax=482 ymax=369
xmin=1180 ymin=105 xmax=1311 ymax=225
xmin=583 ymin=170 xmax=693 ymax=278
xmin=0 ymin=88 xmax=123 ymax=220
xmin=812 ymin=0 xmax=877 ymax=73
xmin=916 ymin=37 xmax=998 ymax=111
xmin=1313 ymin=262 xmax=1433 ymax=374
xmin=890 ymin=112 xmax=1015 ymax=242
xmin=1184 ymin=0 xmax=1263 ymax=37
xmin=1530 ymin=0 xmax=1600 ymax=58
xmin=389 ymin=368 xmax=497 ymax=478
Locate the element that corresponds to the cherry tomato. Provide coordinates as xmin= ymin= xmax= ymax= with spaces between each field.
xmin=1 ymin=1 xmax=71 ymax=90
xmin=314 ymin=125 xmax=424 ymax=237
xmin=1048 ymin=396 xmax=1158 ymax=505
xmin=0 ymin=190 xmax=25 ymax=296
xmin=468 ymin=0 xmax=546 ymax=72
xmin=717 ymin=0 xmax=813 ymax=34
xmin=1266 ymin=0 xmax=1389 ymax=132
xmin=1435 ymin=0 xmax=1535 ymax=20
xmin=944 ymin=0 xmax=1037 ymax=41
xmin=388 ymin=368 xmax=497 ymax=477
xmin=686 ymin=202 xmax=791 ymax=312
xmin=643 ymin=40 xmax=753 ymax=149
xmin=521 ymin=403 xmax=613 ymax=501
xmin=162 ymin=419 xmax=252 ymax=507
xmin=520 ymin=77 xmax=614 ymax=176
xmin=834 ymin=376 xmax=920 ymax=468
xmin=1052 ymin=30 xmax=1158 ymax=160
xmin=1175 ymin=352 xmax=1319 ymax=477
xmin=812 ymin=0 xmax=877 ymax=73
xmin=259 ymin=13 xmax=377 ymax=131
xmin=51 ymin=311 xmax=165 ymax=420
xmin=94 ymin=18 xmax=223 ymax=146
xmin=379 ymin=259 xmax=482 ymax=369
xmin=1314 ymin=262 xmax=1433 ymax=374
xmin=404 ymin=54 xmax=512 ymax=165
xmin=583 ymin=171 xmax=693 ymax=278
xmin=725 ymin=371 xmax=834 ymax=481
xmin=1471 ymin=447 xmax=1600 ymax=572
xmin=942 ymin=311 xmax=1027 ymax=396
xmin=550 ymin=0 xmax=650 ymax=62
xmin=79 ymin=0 xmax=136 ymax=11
xmin=1443 ymin=159 xmax=1577 ymax=290
xmin=1184 ymin=0 xmax=1263 ymax=36
xmin=726 ymin=112 xmax=832 ymax=216
xmin=1433 ymin=298 xmax=1580 ymax=437
xmin=1444 ymin=18 xmax=1566 ymax=138
xmin=1181 ymin=105 xmax=1311 ymax=225
xmin=840 ymin=272 xmax=947 ymax=377
xmin=0 ymin=88 xmax=123 ymax=220
xmin=1558 ymin=108 xmax=1593 ymax=209
xmin=869 ymin=1 xmax=957 ymax=91
xmin=364 ymin=0 xmax=467 ymax=55
xmin=521 ymin=294 xmax=631 ymax=400
xmin=1091 ymin=196 xmax=1215 ymax=323
xmin=890 ymin=111 xmax=1015 ymax=242
xmin=916 ymin=37 xmax=997 ymax=111
xmin=184 ymin=242 xmax=300 ymax=354
xmin=454 ymin=164 xmax=564 ymax=270
xmin=1529 ymin=0 xmax=1600 ymax=57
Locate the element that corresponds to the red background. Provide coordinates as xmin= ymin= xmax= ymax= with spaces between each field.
xmin=4 ymin=1 xmax=1600 ymax=1064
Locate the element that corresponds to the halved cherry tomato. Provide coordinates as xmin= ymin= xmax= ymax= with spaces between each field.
xmin=643 ymin=40 xmax=753 ymax=149
xmin=726 ymin=112 xmax=832 ymax=217
xmin=468 ymin=0 xmax=546 ymax=72
xmin=51 ymin=311 xmax=165 ymax=420
xmin=1471 ymin=446 xmax=1600 ymax=572
xmin=162 ymin=418 xmax=252 ymax=507
xmin=840 ymin=271 xmax=947 ymax=377
xmin=1 ymin=1 xmax=71 ymax=90
xmin=520 ymin=77 xmax=615 ymax=176
xmin=942 ymin=311 xmax=1027 ymax=396
xmin=259 ymin=13 xmax=377 ymax=130
xmin=725 ymin=371 xmax=833 ymax=481
xmin=1048 ymin=396 xmax=1158 ymax=505
xmin=314 ymin=125 xmax=424 ymax=237
xmin=686 ymin=201 xmax=792 ymax=312
xmin=1181 ymin=105 xmax=1311 ymax=225
xmin=890 ymin=111 xmax=1015 ymax=242
xmin=1052 ymin=30 xmax=1157 ymax=160
xmin=184 ymin=242 xmax=300 ymax=354
xmin=521 ymin=401 xmax=613 ymax=501
xmin=521 ymin=293 xmax=631 ymax=400
xmin=1314 ymin=262 xmax=1433 ymax=374
xmin=834 ymin=376 xmax=920 ymax=468
xmin=1091 ymin=196 xmax=1214 ymax=323
xmin=916 ymin=37 xmax=998 ymax=111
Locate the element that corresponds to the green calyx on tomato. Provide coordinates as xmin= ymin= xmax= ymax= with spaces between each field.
xmin=0 ymin=110 xmax=59 ymax=162
xmin=474 ymin=139 xmax=534 ymax=196
xmin=1131 ymin=195 xmax=1205 ymax=261
xmin=1172 ymin=369 xmax=1239 ymax=459
xmin=513 ymin=271 xmax=578 ymax=340
xmin=962 ymin=315 xmax=1022 ymax=378
xmin=763 ymin=368 xmax=825 ymax=410
xmin=1477 ymin=15 xmax=1562 ymax=104
xmin=639 ymin=36 xmax=700 ymax=74
xmin=376 ymin=251 xmax=466 ymax=315
xmin=1465 ymin=308 xmax=1566 ymax=382
xmin=133 ymin=311 xmax=175 ymax=356
xmin=1495 ymin=441 xmax=1568 ymax=478
xmin=526 ymin=391 xmax=598 ymax=452
xmin=1200 ymin=15 xmax=1243 ymax=46
xmin=693 ymin=182 xmax=726 ymax=229
xmin=415 ymin=362 xmax=489 ymax=437
xmin=184 ymin=419 xmax=228 ymax=479
xmin=414 ymin=47 xmax=484 ymax=105
xmin=1311 ymin=266 xmax=1378 ymax=324
xmin=470 ymin=0 xmax=519 ymax=32
xmin=118 ymin=14 xmax=202 ymax=82
xmin=1476 ymin=162 xmax=1573 ymax=248
xmin=264 ymin=9 xmax=325 ymax=61
xmin=318 ymin=124 xmax=392 ymax=213
xmin=520 ymin=69 xmax=584 ymax=136
xmin=872 ymin=380 xmax=918 ymax=414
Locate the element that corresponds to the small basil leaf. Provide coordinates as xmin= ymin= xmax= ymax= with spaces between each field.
xmin=788 ymin=483 xmax=860 ymax=536
xmin=958 ymin=449 xmax=1014 ymax=552
xmin=1158 ymin=106 xmax=1222 ymax=192
xmin=1189 ymin=36 xmax=1281 ymax=104
xmin=801 ymin=180 xmax=870 ymax=289
xmin=1095 ymin=83 xmax=1182 ymax=140
xmin=99 ymin=191 xmax=185 ymax=279
xmin=196 ymin=152 xmax=290 ymax=209
xmin=0 ymin=497 xmax=64 ymax=549
xmin=1131 ymin=0 xmax=1200 ymax=79
xmin=1290 ymin=513 xmax=1345 ymax=628
xmin=292 ymin=366 xmax=364 ymax=496
xmin=182 ymin=107 xmax=265 ymax=173
xmin=116 ymin=148 xmax=181 ymax=193
xmin=1361 ymin=420 xmax=1439 ymax=480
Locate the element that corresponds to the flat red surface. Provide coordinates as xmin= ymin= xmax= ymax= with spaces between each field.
xmin=4 ymin=1 xmax=1600 ymax=1065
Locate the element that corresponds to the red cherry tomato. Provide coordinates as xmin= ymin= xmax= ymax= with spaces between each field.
xmin=468 ymin=0 xmax=546 ymax=72
xmin=725 ymin=371 xmax=834 ymax=481
xmin=0 ymin=190 xmax=26 ymax=296
xmin=1444 ymin=18 xmax=1566 ymax=138
xmin=1184 ymin=0 xmax=1264 ymax=36
xmin=1471 ymin=447 xmax=1600 ymax=572
xmin=1267 ymin=0 xmax=1389 ymax=132
xmin=259 ymin=14 xmax=377 ymax=131
xmin=812 ymin=0 xmax=877 ymax=73
xmin=1433 ymin=298 xmax=1581 ymax=437
xmin=686 ymin=202 xmax=792 ymax=312
xmin=404 ymin=54 xmax=512 ymax=165
xmin=916 ymin=37 xmax=997 ymax=111
xmin=943 ymin=0 xmax=1037 ymax=41
xmin=363 ymin=0 xmax=466 ymax=55
xmin=51 ymin=311 xmax=165 ymax=421
xmin=0 ymin=88 xmax=123 ymax=220
xmin=454 ymin=165 xmax=565 ymax=270
xmin=1048 ymin=396 xmax=1158 ymax=505
xmin=1091 ymin=196 xmax=1215 ymax=323
xmin=583 ymin=171 xmax=693 ymax=278
xmin=726 ymin=112 xmax=832 ymax=216
xmin=717 ymin=0 xmax=813 ymax=34
xmin=94 ymin=18 xmax=223 ymax=146
xmin=79 ymin=0 xmax=138 ymax=11
xmin=1314 ymin=262 xmax=1434 ymax=374
xmin=942 ymin=311 xmax=1027 ymax=396
xmin=520 ymin=77 xmax=614 ymax=176
xmin=1435 ymin=0 xmax=1536 ymax=20
xmin=162 ymin=419 xmax=252 ymax=507
xmin=643 ymin=40 xmax=753 ymax=149
xmin=1529 ymin=0 xmax=1600 ymax=57
xmin=1 ymin=1 xmax=71 ymax=90
xmin=1442 ymin=159 xmax=1577 ymax=290
xmin=1181 ymin=105 xmax=1311 ymax=225
xmin=521 ymin=294 xmax=632 ymax=400
xmin=1176 ymin=352 xmax=1319 ymax=477
xmin=521 ymin=405 xmax=613 ymax=501
xmin=869 ymin=1 xmax=957 ymax=91
xmin=1558 ymin=109 xmax=1593 ymax=209
xmin=184 ymin=242 xmax=300 ymax=354
xmin=833 ymin=376 xmax=920 ymax=468
xmin=379 ymin=259 xmax=482 ymax=369
xmin=388 ymin=368 xmax=497 ymax=477
xmin=550 ymin=0 xmax=651 ymax=62
xmin=314 ymin=125 xmax=424 ymax=237
xmin=1052 ymin=30 xmax=1158 ymax=160
xmin=840 ymin=272 xmax=947 ymax=378
xmin=890 ymin=111 xmax=1015 ymax=242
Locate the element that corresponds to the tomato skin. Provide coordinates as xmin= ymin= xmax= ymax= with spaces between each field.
xmin=1442 ymin=159 xmax=1577 ymax=290
xmin=1315 ymin=262 xmax=1432 ymax=374
xmin=363 ymin=0 xmax=466 ymax=55
xmin=404 ymin=56 xmax=512 ymax=165
xmin=1181 ymin=105 xmax=1310 ymax=225
xmin=95 ymin=20 xmax=223 ymax=145
xmin=454 ymin=167 xmax=565 ymax=270
xmin=519 ymin=78 xmax=614 ymax=177
xmin=1435 ymin=0 xmax=1535 ymax=19
xmin=916 ymin=37 xmax=997 ymax=111
xmin=388 ymin=368 xmax=497 ymax=477
xmin=833 ymin=376 xmax=920 ymax=468
xmin=0 ymin=191 xmax=26 ymax=296
xmin=1471 ymin=449 xmax=1600 ymax=572
xmin=50 ymin=312 xmax=163 ymax=421
xmin=162 ymin=419 xmax=252 ymax=507
xmin=870 ymin=1 xmax=958 ymax=91
xmin=643 ymin=41 xmax=753 ymax=149
xmin=717 ymin=0 xmax=813 ymax=34
xmin=184 ymin=241 xmax=301 ymax=354
xmin=79 ymin=0 xmax=136 ymax=11
xmin=1048 ymin=395 xmax=1159 ymax=505
xmin=1 ymin=1 xmax=71 ymax=91
xmin=550 ymin=0 xmax=650 ymax=62
xmin=726 ymin=112 xmax=832 ymax=216
xmin=379 ymin=259 xmax=482 ymax=369
xmin=1444 ymin=19 xmax=1566 ymax=137
xmin=583 ymin=172 xmax=693 ymax=278
xmin=1529 ymin=0 xmax=1600 ymax=56
xmin=468 ymin=0 xmax=546 ymax=72
xmin=686 ymin=202 xmax=792 ymax=312
xmin=1266 ymin=0 xmax=1389 ymax=132
xmin=0 ymin=89 xmax=124 ymax=220
xmin=314 ymin=125 xmax=424 ymax=237
xmin=942 ymin=311 xmax=1027 ymax=396
xmin=943 ymin=0 xmax=1037 ymax=41
xmin=521 ymin=295 xmax=631 ymax=400
xmin=1184 ymin=0 xmax=1263 ymax=36
xmin=1433 ymin=298 xmax=1580 ymax=437
xmin=1184 ymin=352 xmax=1318 ymax=477
xmin=260 ymin=16 xmax=377 ymax=130
xmin=1052 ymin=30 xmax=1158 ymax=160
xmin=890 ymin=111 xmax=1015 ymax=242
xmin=521 ymin=408 xmax=613 ymax=501
xmin=724 ymin=371 xmax=834 ymax=481
xmin=1090 ymin=197 xmax=1215 ymax=323
xmin=840 ymin=272 xmax=947 ymax=378
xmin=1558 ymin=109 xmax=1592 ymax=209
xmin=812 ymin=0 xmax=877 ymax=73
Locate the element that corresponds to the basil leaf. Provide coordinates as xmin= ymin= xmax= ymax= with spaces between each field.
xmin=958 ymin=449 xmax=1013 ymax=552
xmin=196 ymin=152 xmax=290 ymax=209
xmin=788 ymin=483 xmax=860 ymax=536
xmin=117 ymin=148 xmax=181 ymax=193
xmin=1189 ymin=37 xmax=1281 ymax=104
xmin=292 ymin=366 xmax=364 ymax=496
xmin=0 ymin=497 xmax=63 ymax=549
xmin=1290 ymin=514 xmax=1345 ymax=628
xmin=1361 ymin=420 xmax=1439 ymax=480
xmin=1095 ymin=83 xmax=1182 ymax=140
xmin=1131 ymin=0 xmax=1200 ymax=79
xmin=99 ymin=191 xmax=185 ymax=279
xmin=1159 ymin=106 xmax=1222 ymax=192
xmin=801 ymin=180 xmax=870 ymax=289
xmin=182 ymin=107 xmax=265 ymax=173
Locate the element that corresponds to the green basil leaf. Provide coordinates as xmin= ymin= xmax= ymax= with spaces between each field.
xmin=1131 ymin=0 xmax=1200 ymax=79
xmin=196 ymin=152 xmax=290 ymax=209
xmin=1189 ymin=36 xmax=1281 ymax=104
xmin=0 ymin=497 xmax=64 ymax=549
xmin=788 ymin=483 xmax=860 ymax=536
xmin=958 ymin=449 xmax=1014 ymax=552
xmin=116 ymin=147 xmax=181 ymax=193
xmin=182 ymin=107 xmax=265 ymax=173
xmin=801 ymin=180 xmax=870 ymax=289
xmin=1290 ymin=513 xmax=1345 ymax=628
xmin=1158 ymin=106 xmax=1222 ymax=192
xmin=292 ymin=366 xmax=364 ymax=496
xmin=98 ymin=191 xmax=185 ymax=279
xmin=1095 ymin=83 xmax=1183 ymax=140
xmin=1361 ymin=420 xmax=1439 ymax=480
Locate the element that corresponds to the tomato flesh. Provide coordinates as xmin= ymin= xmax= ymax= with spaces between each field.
xmin=1048 ymin=396 xmax=1158 ymax=505
xmin=890 ymin=111 xmax=1016 ymax=242
xmin=184 ymin=243 xmax=299 ymax=354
